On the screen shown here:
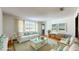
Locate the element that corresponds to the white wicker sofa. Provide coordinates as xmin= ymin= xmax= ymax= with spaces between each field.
xmin=63 ymin=38 xmax=79 ymax=51
xmin=50 ymin=38 xmax=79 ymax=51
xmin=50 ymin=34 xmax=79 ymax=51
xmin=17 ymin=32 xmax=40 ymax=43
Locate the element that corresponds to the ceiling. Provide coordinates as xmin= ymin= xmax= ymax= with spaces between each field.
xmin=2 ymin=7 xmax=77 ymax=21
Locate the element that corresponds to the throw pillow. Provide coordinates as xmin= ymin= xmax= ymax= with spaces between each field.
xmin=69 ymin=36 xmax=74 ymax=45
xmin=57 ymin=43 xmax=66 ymax=51
xmin=57 ymin=46 xmax=64 ymax=51
xmin=0 ymin=35 xmax=6 ymax=49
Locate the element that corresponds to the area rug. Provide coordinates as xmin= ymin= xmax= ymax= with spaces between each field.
xmin=13 ymin=40 xmax=54 ymax=51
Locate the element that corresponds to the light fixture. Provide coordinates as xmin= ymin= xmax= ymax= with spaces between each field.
xmin=60 ymin=7 xmax=64 ymax=11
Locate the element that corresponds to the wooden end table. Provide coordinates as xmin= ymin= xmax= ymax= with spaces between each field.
xmin=8 ymin=39 xmax=15 ymax=51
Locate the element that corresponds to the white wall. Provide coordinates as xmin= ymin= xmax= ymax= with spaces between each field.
xmin=3 ymin=13 xmax=18 ymax=36
xmin=45 ymin=17 xmax=76 ymax=36
xmin=0 ymin=8 xmax=3 ymax=35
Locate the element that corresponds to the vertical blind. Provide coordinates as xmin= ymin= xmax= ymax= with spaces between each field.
xmin=18 ymin=20 xmax=24 ymax=32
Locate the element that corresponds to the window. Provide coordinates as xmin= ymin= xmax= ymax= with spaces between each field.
xmin=29 ymin=21 xmax=35 ymax=31
xmin=24 ymin=20 xmax=38 ymax=32
xmin=18 ymin=20 xmax=38 ymax=32
xmin=24 ymin=21 xmax=30 ymax=32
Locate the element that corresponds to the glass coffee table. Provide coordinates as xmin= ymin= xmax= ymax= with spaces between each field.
xmin=30 ymin=37 xmax=48 ymax=50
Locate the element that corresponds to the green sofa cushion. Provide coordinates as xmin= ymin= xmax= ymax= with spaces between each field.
xmin=24 ymin=32 xmax=30 ymax=35
xmin=24 ymin=32 xmax=39 ymax=36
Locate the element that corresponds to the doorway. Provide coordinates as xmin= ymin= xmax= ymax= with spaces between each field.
xmin=75 ymin=15 xmax=78 ymax=38
xmin=75 ymin=15 xmax=79 ymax=39
xmin=41 ymin=24 xmax=45 ymax=35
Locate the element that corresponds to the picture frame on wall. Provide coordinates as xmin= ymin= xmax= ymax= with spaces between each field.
xmin=52 ymin=24 xmax=58 ymax=32
xmin=58 ymin=23 xmax=67 ymax=32
xmin=52 ymin=23 xmax=67 ymax=33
